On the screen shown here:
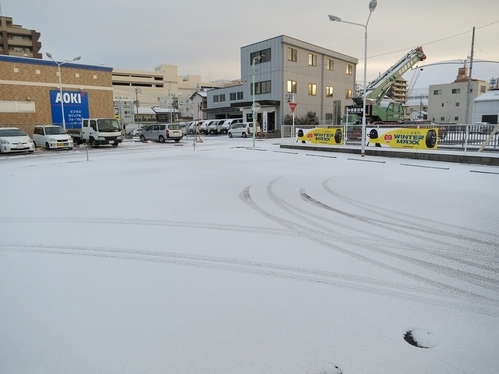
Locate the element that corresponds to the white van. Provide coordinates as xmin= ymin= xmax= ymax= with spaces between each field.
xmin=221 ymin=118 xmax=243 ymax=134
xmin=33 ymin=125 xmax=73 ymax=150
xmin=200 ymin=120 xmax=214 ymax=135
xmin=208 ymin=119 xmax=225 ymax=135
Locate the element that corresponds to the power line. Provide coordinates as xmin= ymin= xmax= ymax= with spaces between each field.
xmin=369 ymin=20 xmax=499 ymax=60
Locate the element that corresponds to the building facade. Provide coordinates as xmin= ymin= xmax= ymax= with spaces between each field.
xmin=205 ymin=35 xmax=358 ymax=132
xmin=0 ymin=55 xmax=113 ymax=135
xmin=0 ymin=16 xmax=41 ymax=59
xmin=387 ymin=77 xmax=408 ymax=103
xmin=428 ymin=67 xmax=488 ymax=123
xmin=112 ymin=64 xmax=235 ymax=123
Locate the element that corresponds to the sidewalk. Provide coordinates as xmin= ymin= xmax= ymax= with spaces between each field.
xmin=280 ymin=142 xmax=499 ymax=166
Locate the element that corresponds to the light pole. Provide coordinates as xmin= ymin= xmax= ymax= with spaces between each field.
xmin=329 ymin=0 xmax=377 ymax=157
xmin=46 ymin=52 xmax=81 ymax=130
xmin=252 ymin=55 xmax=262 ymax=148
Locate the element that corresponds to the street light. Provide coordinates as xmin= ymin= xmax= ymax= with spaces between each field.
xmin=329 ymin=0 xmax=377 ymax=157
xmin=46 ymin=52 xmax=82 ymax=130
xmin=252 ymin=55 xmax=262 ymax=148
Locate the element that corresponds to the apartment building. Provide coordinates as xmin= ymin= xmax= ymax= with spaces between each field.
xmin=428 ymin=67 xmax=488 ymax=123
xmin=0 ymin=16 xmax=41 ymax=59
xmin=205 ymin=35 xmax=358 ymax=132
xmin=387 ymin=77 xmax=408 ymax=103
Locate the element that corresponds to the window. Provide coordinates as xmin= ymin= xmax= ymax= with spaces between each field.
xmin=288 ymin=48 xmax=297 ymax=62
xmin=308 ymin=83 xmax=317 ymax=96
xmin=230 ymin=93 xmax=236 ymax=101
xmin=441 ymin=103 xmax=444 ymax=107
xmin=454 ymin=116 xmax=459 ymax=121
xmin=220 ymin=94 xmax=225 ymax=102
xmin=308 ymin=53 xmax=317 ymax=66
xmin=433 ymin=90 xmax=442 ymax=95
xmin=287 ymin=80 xmax=297 ymax=93
xmin=250 ymin=49 xmax=271 ymax=64
xmin=345 ymin=89 xmax=353 ymax=100
xmin=480 ymin=86 xmax=487 ymax=93
xmin=346 ymin=65 xmax=353 ymax=75
xmin=325 ymin=113 xmax=333 ymax=123
xmin=237 ymin=92 xmax=243 ymax=100
xmin=252 ymin=80 xmax=271 ymax=95
xmin=455 ymin=102 xmax=460 ymax=107
xmin=213 ymin=95 xmax=219 ymax=103
xmin=326 ymin=59 xmax=334 ymax=71
xmin=440 ymin=117 xmax=445 ymax=121
xmin=326 ymin=86 xmax=334 ymax=97
xmin=452 ymin=88 xmax=461 ymax=94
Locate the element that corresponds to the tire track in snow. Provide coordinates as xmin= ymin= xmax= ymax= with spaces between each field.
xmin=239 ymin=182 xmax=499 ymax=307
xmin=1 ymin=242 xmax=498 ymax=317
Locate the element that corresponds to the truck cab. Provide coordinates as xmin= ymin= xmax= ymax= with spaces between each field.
xmin=81 ymin=118 xmax=123 ymax=147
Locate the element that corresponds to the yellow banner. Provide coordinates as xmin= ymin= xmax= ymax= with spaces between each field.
xmin=367 ymin=127 xmax=439 ymax=149
xmin=297 ymin=127 xmax=344 ymax=145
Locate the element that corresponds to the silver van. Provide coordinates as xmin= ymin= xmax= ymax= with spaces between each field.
xmin=139 ymin=124 xmax=183 ymax=143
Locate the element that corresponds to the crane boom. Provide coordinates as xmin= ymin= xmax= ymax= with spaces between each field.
xmin=353 ymin=46 xmax=426 ymax=106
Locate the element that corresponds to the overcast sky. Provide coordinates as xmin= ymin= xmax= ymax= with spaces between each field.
xmin=4 ymin=0 xmax=499 ymax=88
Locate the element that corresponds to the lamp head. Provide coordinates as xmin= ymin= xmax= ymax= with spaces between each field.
xmin=328 ymin=15 xmax=342 ymax=22
xmin=46 ymin=52 xmax=53 ymax=59
xmin=369 ymin=0 xmax=377 ymax=13
xmin=73 ymin=56 xmax=82 ymax=61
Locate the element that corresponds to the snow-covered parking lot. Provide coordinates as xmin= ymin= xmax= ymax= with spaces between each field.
xmin=1 ymin=137 xmax=498 ymax=374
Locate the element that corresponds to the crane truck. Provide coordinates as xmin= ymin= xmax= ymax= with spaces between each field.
xmin=344 ymin=46 xmax=426 ymax=131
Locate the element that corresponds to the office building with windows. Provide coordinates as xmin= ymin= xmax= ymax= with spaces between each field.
xmin=205 ymin=35 xmax=358 ymax=132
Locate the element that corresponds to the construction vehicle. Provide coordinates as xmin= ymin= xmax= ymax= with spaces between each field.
xmin=343 ymin=46 xmax=427 ymax=132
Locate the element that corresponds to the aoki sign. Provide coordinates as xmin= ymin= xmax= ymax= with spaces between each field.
xmin=50 ymin=90 xmax=89 ymax=129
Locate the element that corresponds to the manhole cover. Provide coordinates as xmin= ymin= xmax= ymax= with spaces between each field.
xmin=404 ymin=329 xmax=437 ymax=349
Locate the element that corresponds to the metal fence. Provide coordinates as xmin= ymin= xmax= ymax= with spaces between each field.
xmin=281 ymin=123 xmax=499 ymax=151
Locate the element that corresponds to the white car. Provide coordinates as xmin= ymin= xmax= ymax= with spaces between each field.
xmin=0 ymin=127 xmax=35 ymax=154
xmin=221 ymin=119 xmax=243 ymax=134
xmin=228 ymin=122 xmax=253 ymax=138
xmin=32 ymin=125 xmax=74 ymax=150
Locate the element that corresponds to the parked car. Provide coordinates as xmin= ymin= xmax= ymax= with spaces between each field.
xmin=200 ymin=120 xmax=214 ymax=135
xmin=228 ymin=122 xmax=253 ymax=138
xmin=208 ymin=120 xmax=225 ymax=135
xmin=139 ymin=123 xmax=183 ymax=143
xmin=0 ymin=127 xmax=35 ymax=154
xmin=32 ymin=125 xmax=73 ymax=150
xmin=125 ymin=123 xmax=148 ymax=137
xmin=186 ymin=121 xmax=198 ymax=135
xmin=129 ymin=126 xmax=147 ymax=137
xmin=221 ymin=119 xmax=243 ymax=134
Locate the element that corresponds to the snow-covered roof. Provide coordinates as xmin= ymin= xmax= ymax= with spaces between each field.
xmin=151 ymin=106 xmax=180 ymax=114
xmin=474 ymin=89 xmax=499 ymax=102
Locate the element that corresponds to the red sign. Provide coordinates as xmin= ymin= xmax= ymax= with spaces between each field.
xmin=289 ymin=102 xmax=297 ymax=113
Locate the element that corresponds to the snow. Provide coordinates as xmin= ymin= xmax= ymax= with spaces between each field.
xmin=1 ymin=137 xmax=498 ymax=374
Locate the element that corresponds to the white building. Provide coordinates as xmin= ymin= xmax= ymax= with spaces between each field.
xmin=111 ymin=64 xmax=232 ymax=121
xmin=428 ymin=67 xmax=488 ymax=123
xmin=473 ymin=89 xmax=499 ymax=125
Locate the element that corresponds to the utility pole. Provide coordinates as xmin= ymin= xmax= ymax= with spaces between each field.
xmin=134 ymin=88 xmax=141 ymax=118
xmin=464 ymin=26 xmax=475 ymax=153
